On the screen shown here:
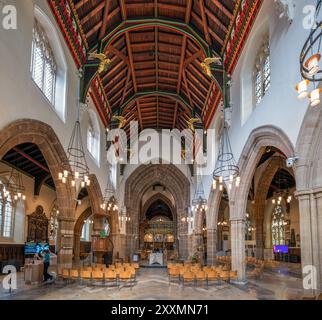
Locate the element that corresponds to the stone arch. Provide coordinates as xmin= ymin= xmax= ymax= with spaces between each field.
xmin=0 ymin=119 xmax=75 ymax=267
xmin=73 ymin=207 xmax=92 ymax=262
xmin=253 ymin=156 xmax=295 ymax=259
xmin=124 ymin=164 xmax=190 ymax=258
xmin=295 ymin=105 xmax=322 ymax=191
xmin=295 ymin=105 xmax=322 ymax=293
xmin=86 ymin=174 xmax=104 ymax=215
xmin=228 ymin=125 xmax=294 ymax=282
xmin=140 ymin=192 xmax=176 ymax=249
xmin=230 ymin=125 xmax=295 ymax=220
xmin=141 ymin=193 xmax=176 ymax=222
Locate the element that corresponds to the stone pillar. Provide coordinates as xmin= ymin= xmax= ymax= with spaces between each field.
xmin=314 ymin=191 xmax=322 ymax=292
xmin=230 ymin=218 xmax=246 ymax=283
xmin=297 ymin=191 xmax=321 ymax=295
xmin=177 ymin=209 xmax=189 ymax=260
xmin=207 ymin=228 xmax=217 ymax=265
xmin=73 ymin=232 xmax=81 ymax=264
xmin=57 ymin=217 xmax=74 ymax=269
xmin=255 ymin=217 xmax=264 ymax=259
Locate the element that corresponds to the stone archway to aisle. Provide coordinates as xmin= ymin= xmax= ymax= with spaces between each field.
xmin=228 ymin=126 xmax=295 ymax=282
xmin=0 ymin=119 xmax=75 ymax=267
xmin=295 ymin=105 xmax=322 ymax=294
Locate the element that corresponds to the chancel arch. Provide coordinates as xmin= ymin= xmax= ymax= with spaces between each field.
xmin=123 ymin=164 xmax=190 ymax=260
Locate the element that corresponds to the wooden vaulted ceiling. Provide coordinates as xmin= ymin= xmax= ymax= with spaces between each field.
xmin=71 ymin=0 xmax=236 ymax=132
xmin=49 ymin=0 xmax=264 ymax=134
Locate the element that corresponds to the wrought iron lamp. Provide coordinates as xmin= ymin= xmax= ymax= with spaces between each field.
xmin=100 ymin=165 xmax=118 ymax=213
xmin=192 ymin=172 xmax=208 ymax=213
xmin=58 ymin=73 xmax=91 ymax=188
xmin=296 ymin=0 xmax=322 ymax=106
xmin=202 ymin=56 xmax=240 ymax=191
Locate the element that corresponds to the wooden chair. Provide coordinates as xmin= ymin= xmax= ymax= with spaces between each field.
xmin=206 ymin=270 xmax=218 ymax=286
xmin=229 ymin=271 xmax=238 ymax=282
xmin=115 ymin=262 xmax=122 ymax=268
xmin=92 ymin=271 xmax=104 ymax=285
xmin=80 ymin=270 xmax=92 ymax=285
xmin=131 ymin=263 xmax=140 ymax=270
xmin=104 ymin=270 xmax=118 ymax=287
xmin=317 ymin=293 xmax=322 ymax=300
xmin=195 ymin=271 xmax=207 ymax=288
xmin=93 ymin=267 xmax=102 ymax=272
xmin=70 ymin=269 xmax=79 ymax=282
xmin=123 ymin=263 xmax=130 ymax=268
xmin=168 ymin=267 xmax=180 ymax=284
xmin=182 ymin=271 xmax=195 ymax=288
xmin=62 ymin=269 xmax=70 ymax=283
xmin=126 ymin=267 xmax=136 ymax=279
xmin=119 ymin=271 xmax=134 ymax=288
xmin=219 ymin=271 xmax=230 ymax=284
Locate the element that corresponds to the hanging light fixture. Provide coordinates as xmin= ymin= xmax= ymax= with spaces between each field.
xmin=217 ymin=219 xmax=228 ymax=227
xmin=297 ymin=0 xmax=322 ymax=106
xmin=100 ymin=165 xmax=118 ymax=213
xmin=192 ymin=171 xmax=208 ymax=213
xmin=203 ymin=56 xmax=240 ymax=192
xmin=2 ymin=167 xmax=26 ymax=201
xmin=118 ymin=207 xmax=131 ymax=224
xmin=58 ymin=71 xmax=91 ymax=188
xmin=213 ymin=125 xmax=240 ymax=191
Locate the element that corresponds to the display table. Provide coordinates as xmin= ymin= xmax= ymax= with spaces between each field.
xmin=24 ymin=261 xmax=44 ymax=284
xmin=149 ymin=253 xmax=163 ymax=266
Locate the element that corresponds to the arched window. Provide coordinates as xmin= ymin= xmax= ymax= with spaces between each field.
xmin=0 ymin=188 xmax=14 ymax=238
xmin=87 ymin=110 xmax=100 ymax=164
xmin=272 ymin=205 xmax=285 ymax=246
xmin=254 ymin=38 xmax=271 ymax=105
xmin=31 ymin=19 xmax=57 ymax=105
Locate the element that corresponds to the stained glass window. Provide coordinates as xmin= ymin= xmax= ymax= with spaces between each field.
xmin=272 ymin=205 xmax=285 ymax=246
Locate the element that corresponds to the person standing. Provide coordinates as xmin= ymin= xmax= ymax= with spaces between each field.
xmin=43 ymin=250 xmax=53 ymax=282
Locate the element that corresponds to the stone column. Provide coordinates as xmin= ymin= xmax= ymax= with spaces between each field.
xmin=230 ymin=218 xmax=246 ymax=283
xmin=207 ymin=228 xmax=217 ymax=265
xmin=57 ymin=217 xmax=74 ymax=269
xmin=73 ymin=231 xmax=81 ymax=264
xmin=297 ymin=191 xmax=321 ymax=295
xmin=255 ymin=217 xmax=264 ymax=259
xmin=177 ymin=209 xmax=189 ymax=260
xmin=313 ymin=191 xmax=322 ymax=292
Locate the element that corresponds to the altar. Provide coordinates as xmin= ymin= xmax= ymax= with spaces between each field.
xmin=149 ymin=252 xmax=163 ymax=266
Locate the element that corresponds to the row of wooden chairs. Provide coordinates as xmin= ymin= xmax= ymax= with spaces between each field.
xmin=168 ymin=268 xmax=238 ymax=288
xmin=167 ymin=262 xmax=201 ymax=269
xmin=58 ymin=268 xmax=136 ymax=287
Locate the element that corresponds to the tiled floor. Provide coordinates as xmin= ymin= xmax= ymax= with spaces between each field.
xmin=0 ymin=264 xmax=305 ymax=300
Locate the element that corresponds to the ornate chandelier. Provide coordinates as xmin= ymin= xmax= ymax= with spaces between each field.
xmin=2 ymin=167 xmax=26 ymax=201
xmin=296 ymin=0 xmax=322 ymax=106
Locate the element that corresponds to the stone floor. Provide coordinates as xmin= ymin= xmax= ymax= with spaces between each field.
xmin=0 ymin=264 xmax=305 ymax=300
